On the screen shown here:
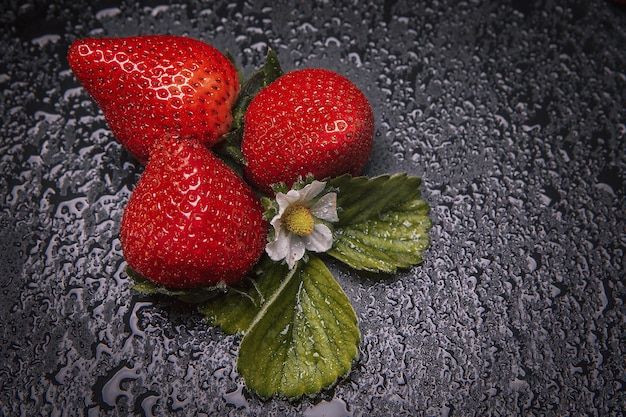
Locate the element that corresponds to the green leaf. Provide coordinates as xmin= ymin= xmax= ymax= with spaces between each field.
xmin=198 ymin=257 xmax=288 ymax=334
xmin=326 ymin=174 xmax=431 ymax=273
xmin=126 ymin=267 xmax=226 ymax=304
xmin=238 ymin=256 xmax=360 ymax=399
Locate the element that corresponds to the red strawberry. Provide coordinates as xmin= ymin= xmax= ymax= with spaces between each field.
xmin=241 ymin=68 xmax=374 ymax=193
xmin=68 ymin=35 xmax=239 ymax=163
xmin=120 ymin=136 xmax=266 ymax=288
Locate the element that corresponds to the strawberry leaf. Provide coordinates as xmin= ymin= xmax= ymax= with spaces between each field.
xmin=198 ymin=257 xmax=287 ymax=334
xmin=327 ymin=174 xmax=431 ymax=273
xmin=237 ymin=255 xmax=360 ymax=399
xmin=126 ymin=267 xmax=226 ymax=304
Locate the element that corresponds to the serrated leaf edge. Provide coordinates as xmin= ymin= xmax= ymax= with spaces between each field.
xmin=327 ymin=173 xmax=431 ymax=273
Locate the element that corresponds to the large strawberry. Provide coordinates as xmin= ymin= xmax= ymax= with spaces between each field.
xmin=68 ymin=35 xmax=239 ymax=163
xmin=120 ymin=135 xmax=266 ymax=288
xmin=241 ymin=68 xmax=374 ymax=193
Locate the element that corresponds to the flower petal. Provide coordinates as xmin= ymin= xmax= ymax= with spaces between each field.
xmin=265 ymin=226 xmax=291 ymax=262
xmin=286 ymin=236 xmax=306 ymax=269
xmin=311 ymin=192 xmax=339 ymax=222
xmin=270 ymin=216 xmax=282 ymax=230
xmin=298 ymin=180 xmax=326 ymax=203
xmin=275 ymin=192 xmax=300 ymax=216
xmin=304 ymin=223 xmax=334 ymax=253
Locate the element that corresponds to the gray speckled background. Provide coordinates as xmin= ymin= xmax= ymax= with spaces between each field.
xmin=1 ymin=1 xmax=625 ymax=416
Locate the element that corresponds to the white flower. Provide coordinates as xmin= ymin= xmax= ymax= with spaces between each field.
xmin=266 ymin=180 xmax=339 ymax=269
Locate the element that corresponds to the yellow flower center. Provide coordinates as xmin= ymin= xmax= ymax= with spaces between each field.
xmin=284 ymin=205 xmax=315 ymax=236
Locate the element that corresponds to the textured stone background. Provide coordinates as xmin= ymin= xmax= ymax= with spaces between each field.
xmin=1 ymin=0 xmax=625 ymax=416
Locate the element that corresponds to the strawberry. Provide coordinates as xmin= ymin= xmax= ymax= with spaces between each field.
xmin=241 ymin=68 xmax=374 ymax=193
xmin=120 ymin=136 xmax=266 ymax=288
xmin=68 ymin=35 xmax=239 ymax=163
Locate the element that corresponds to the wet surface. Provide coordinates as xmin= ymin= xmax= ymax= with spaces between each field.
xmin=1 ymin=0 xmax=625 ymax=415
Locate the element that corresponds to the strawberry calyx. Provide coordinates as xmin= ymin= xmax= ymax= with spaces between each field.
xmin=126 ymin=266 xmax=228 ymax=302
xmin=214 ymin=48 xmax=283 ymax=168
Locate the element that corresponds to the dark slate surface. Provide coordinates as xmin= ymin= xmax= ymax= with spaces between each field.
xmin=1 ymin=1 xmax=625 ymax=416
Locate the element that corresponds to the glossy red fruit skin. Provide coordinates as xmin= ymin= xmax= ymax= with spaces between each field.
xmin=68 ymin=35 xmax=239 ymax=163
xmin=241 ymin=68 xmax=374 ymax=194
xmin=120 ymin=136 xmax=266 ymax=288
